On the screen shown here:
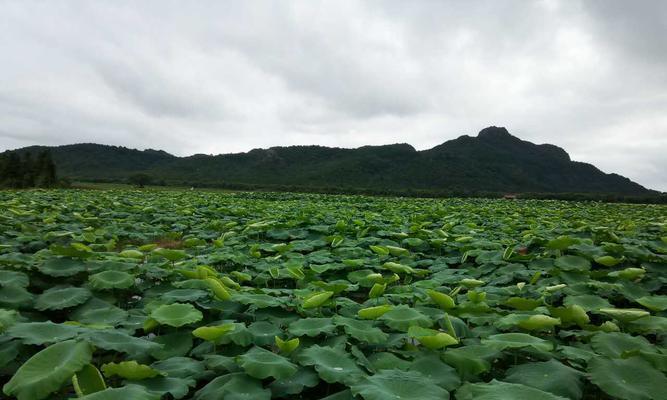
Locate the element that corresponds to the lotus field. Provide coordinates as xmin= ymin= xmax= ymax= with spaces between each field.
xmin=0 ymin=190 xmax=666 ymax=400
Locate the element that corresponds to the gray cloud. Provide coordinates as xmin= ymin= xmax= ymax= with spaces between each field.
xmin=0 ymin=0 xmax=665 ymax=190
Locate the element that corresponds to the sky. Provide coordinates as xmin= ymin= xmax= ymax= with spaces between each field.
xmin=1 ymin=1 xmax=666 ymax=191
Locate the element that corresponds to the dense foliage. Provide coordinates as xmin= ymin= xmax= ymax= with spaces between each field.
xmin=0 ymin=150 xmax=57 ymax=188
xmin=11 ymin=127 xmax=655 ymax=196
xmin=0 ymin=190 xmax=665 ymax=399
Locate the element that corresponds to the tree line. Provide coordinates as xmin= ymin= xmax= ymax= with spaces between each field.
xmin=0 ymin=150 xmax=58 ymax=188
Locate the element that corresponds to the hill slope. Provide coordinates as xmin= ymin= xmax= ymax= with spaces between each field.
xmin=6 ymin=127 xmax=653 ymax=194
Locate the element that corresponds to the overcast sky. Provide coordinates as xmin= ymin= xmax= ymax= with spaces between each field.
xmin=1 ymin=1 xmax=666 ymax=190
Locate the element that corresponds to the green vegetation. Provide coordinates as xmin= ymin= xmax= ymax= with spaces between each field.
xmin=0 ymin=150 xmax=57 ymax=188
xmin=0 ymin=189 xmax=665 ymax=399
xmin=9 ymin=127 xmax=660 ymax=198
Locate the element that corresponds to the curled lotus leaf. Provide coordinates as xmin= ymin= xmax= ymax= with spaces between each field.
xmin=72 ymin=364 xmax=107 ymax=396
xmin=150 ymin=303 xmax=203 ymax=327
xmin=101 ymin=360 xmax=161 ymax=380
xmin=597 ymin=308 xmax=650 ymax=322
xmin=89 ymin=270 xmax=135 ymax=290
xmin=238 ymin=346 xmax=298 ymax=379
xmin=427 ymin=289 xmax=456 ymax=310
xmin=275 ymin=336 xmax=300 ymax=354
xmin=407 ymin=326 xmax=458 ymax=349
xmin=2 ymin=340 xmax=93 ymax=400
xmin=517 ymin=315 xmax=561 ymax=331
xmin=302 ymin=291 xmax=334 ymax=309
xmin=192 ymin=323 xmax=236 ymax=342
xmin=358 ymin=304 xmax=393 ymax=320
xmin=35 ymin=286 xmax=91 ymax=311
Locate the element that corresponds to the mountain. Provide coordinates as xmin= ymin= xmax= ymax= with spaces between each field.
xmin=5 ymin=127 xmax=655 ymax=195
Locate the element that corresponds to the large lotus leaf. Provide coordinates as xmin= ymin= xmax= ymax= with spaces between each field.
xmin=38 ymin=257 xmax=86 ymax=277
xmin=380 ymin=305 xmax=432 ymax=331
xmin=563 ymin=295 xmax=612 ymax=311
xmin=3 ymin=340 xmax=92 ymax=400
xmin=194 ymin=372 xmax=271 ymax=400
xmin=352 ymin=369 xmax=449 ymax=400
xmin=150 ymin=303 xmax=203 ymax=327
xmin=72 ymin=364 xmax=107 ymax=396
xmin=0 ymin=285 xmax=33 ymax=309
xmin=554 ymin=255 xmax=590 ymax=272
xmin=297 ymin=344 xmax=365 ymax=384
xmin=102 ymin=360 xmax=161 ymax=380
xmin=333 ymin=316 xmax=388 ymax=344
xmin=590 ymin=332 xmax=654 ymax=358
xmin=161 ymin=289 xmax=209 ymax=303
xmin=74 ymin=384 xmax=160 ymax=400
xmin=0 ymin=270 xmax=29 ymax=287
xmin=233 ymin=293 xmax=283 ymax=308
xmin=81 ymin=329 xmax=162 ymax=356
xmin=269 ymin=367 xmax=319 ymax=397
xmin=636 ymin=295 xmax=667 ymax=312
xmin=503 ymin=359 xmax=585 ymax=400
xmin=7 ymin=321 xmax=81 ymax=345
xmin=203 ymin=355 xmax=241 ymax=374
xmin=288 ymin=317 xmax=336 ymax=337
xmin=151 ymin=356 xmax=207 ymax=380
xmin=409 ymin=354 xmax=461 ymax=391
xmin=72 ymin=298 xmax=128 ymax=325
xmin=442 ymin=345 xmax=502 ymax=379
xmin=131 ymin=376 xmax=192 ymax=399
xmin=628 ymin=316 xmax=667 ymax=333
xmin=589 ymin=356 xmax=667 ymax=400
xmin=482 ymin=333 xmax=554 ymax=352
xmin=89 ymin=270 xmax=135 ymax=290
xmin=238 ymin=346 xmax=298 ymax=379
xmin=35 ymin=286 xmax=91 ymax=311
xmin=151 ymin=331 xmax=193 ymax=360
xmin=456 ymin=380 xmax=569 ymax=400
xmin=248 ymin=321 xmax=282 ymax=346
xmin=367 ymin=352 xmax=412 ymax=371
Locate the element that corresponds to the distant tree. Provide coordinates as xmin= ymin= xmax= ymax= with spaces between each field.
xmin=1 ymin=152 xmax=23 ymax=188
xmin=35 ymin=151 xmax=57 ymax=187
xmin=128 ymin=173 xmax=153 ymax=188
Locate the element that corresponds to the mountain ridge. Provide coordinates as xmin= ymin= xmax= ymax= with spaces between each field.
xmin=3 ymin=126 xmax=656 ymax=195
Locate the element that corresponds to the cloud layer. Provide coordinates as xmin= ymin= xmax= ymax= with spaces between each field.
xmin=1 ymin=1 xmax=665 ymax=190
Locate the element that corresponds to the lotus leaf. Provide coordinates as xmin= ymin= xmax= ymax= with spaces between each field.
xmin=238 ymin=346 xmax=298 ymax=379
xmin=35 ymin=286 xmax=91 ymax=310
xmin=150 ymin=303 xmax=203 ymax=327
xmin=352 ymin=369 xmax=449 ymax=400
xmin=2 ymin=340 xmax=92 ymax=400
